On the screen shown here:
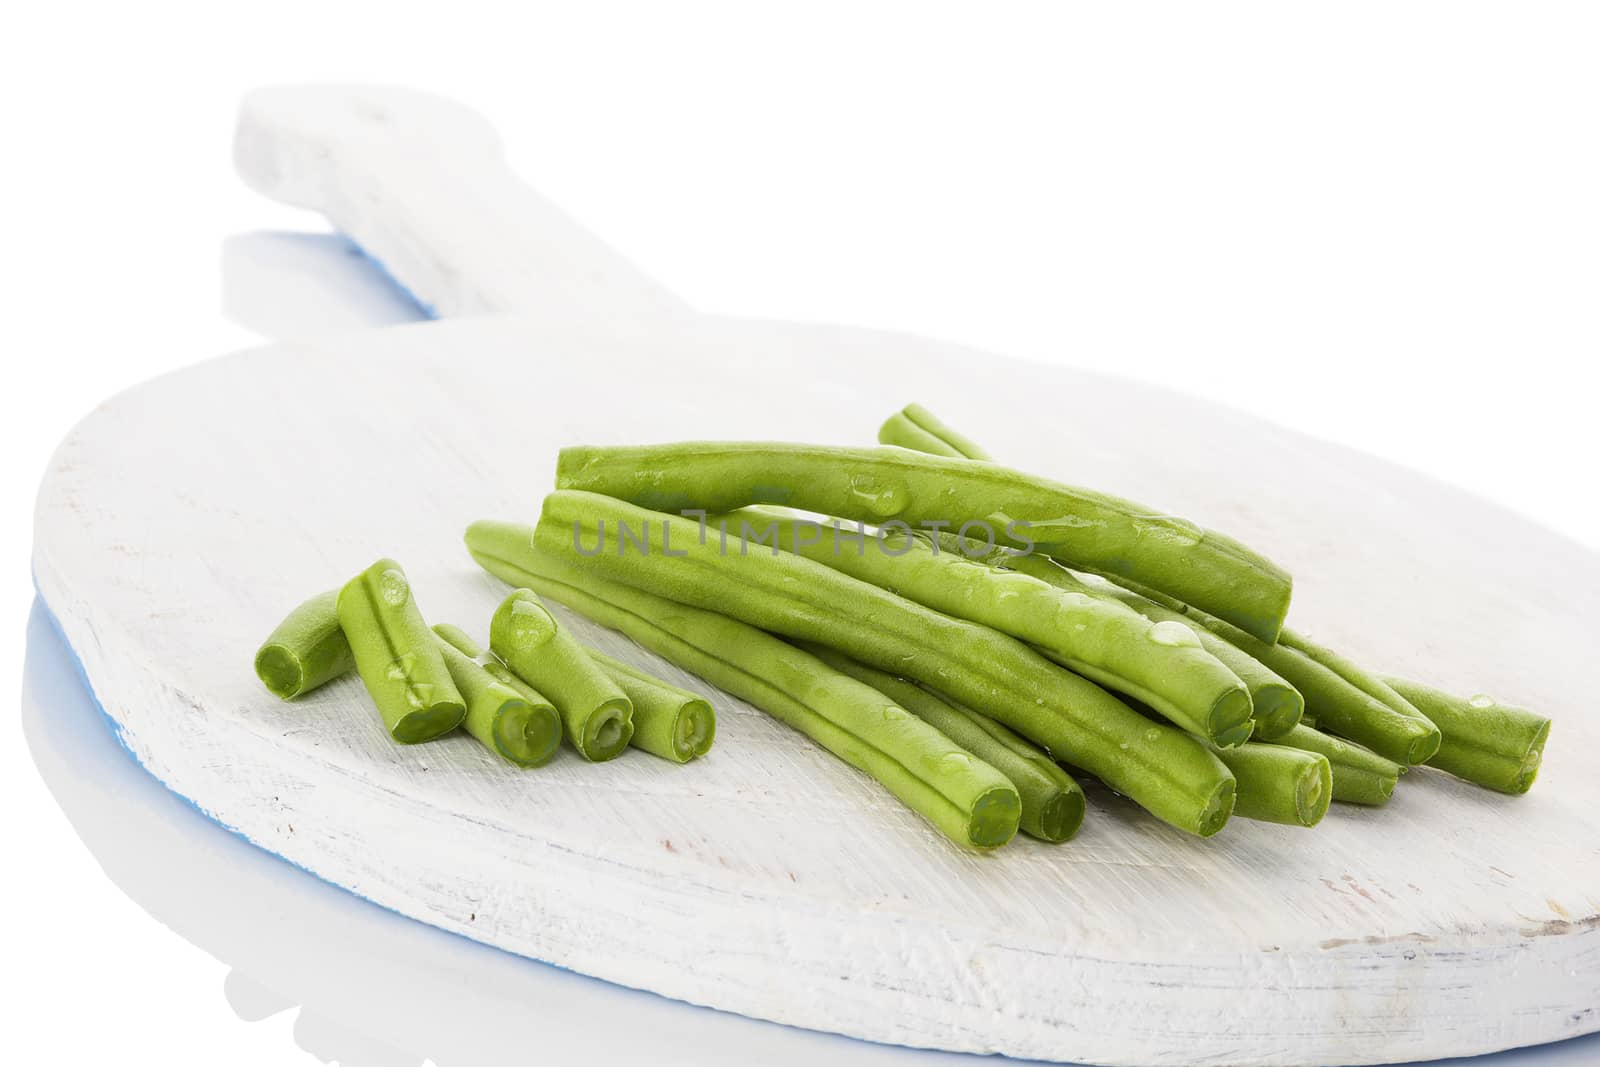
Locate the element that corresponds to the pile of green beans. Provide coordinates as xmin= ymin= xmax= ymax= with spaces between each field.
xmin=253 ymin=400 xmax=1552 ymax=854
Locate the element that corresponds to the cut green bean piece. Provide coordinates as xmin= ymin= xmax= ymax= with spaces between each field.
xmin=431 ymin=625 xmax=562 ymax=766
xmin=1189 ymin=610 xmax=1440 ymax=766
xmin=1382 ymin=677 xmax=1550 ymax=795
xmin=465 ymin=530 xmax=1019 ymax=849
xmin=586 ymin=648 xmax=716 ymax=763
xmin=489 ymin=589 xmax=634 ymax=762
xmin=801 ymin=643 xmax=1084 ymax=842
xmin=478 ymin=501 xmax=1234 ymax=837
xmin=877 ymin=403 xmax=992 ymax=460
xmin=727 ymin=508 xmax=1252 ymax=747
xmin=555 ymin=442 xmax=1293 ymax=643
xmin=254 ymin=590 xmax=355 ymax=700
xmin=1260 ymin=724 xmax=1402 ymax=806
xmin=336 ymin=559 xmax=465 ymax=743
xmin=1212 ymin=743 xmax=1331 ymax=827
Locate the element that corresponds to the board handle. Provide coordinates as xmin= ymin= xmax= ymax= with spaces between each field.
xmin=234 ymin=85 xmax=690 ymax=327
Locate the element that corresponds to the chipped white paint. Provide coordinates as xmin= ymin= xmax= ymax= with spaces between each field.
xmin=31 ymin=85 xmax=1600 ymax=1066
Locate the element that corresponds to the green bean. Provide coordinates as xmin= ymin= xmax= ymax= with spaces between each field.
xmin=727 ymin=508 xmax=1252 ymax=747
xmin=1211 ymin=743 xmax=1331 ymax=827
xmin=1279 ymin=629 xmax=1430 ymax=724
xmin=1382 ymin=677 xmax=1550 ymax=795
xmin=1260 ymin=724 xmax=1402 ymax=806
xmin=465 ymin=526 xmax=1020 ymax=849
xmin=586 ymin=648 xmax=717 ymax=763
xmin=492 ymin=498 xmax=1235 ymax=837
xmin=336 ymin=560 xmax=465 ymax=743
xmin=254 ymin=590 xmax=355 ymax=700
xmin=432 ymin=625 xmax=562 ymax=766
xmin=555 ymin=442 xmax=1293 ymax=643
xmin=799 ymin=643 xmax=1084 ymax=842
xmin=877 ymin=403 xmax=992 ymax=460
xmin=489 ymin=589 xmax=634 ymax=762
xmin=1188 ymin=610 xmax=1440 ymax=766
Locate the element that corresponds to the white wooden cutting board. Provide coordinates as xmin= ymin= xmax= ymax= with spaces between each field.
xmin=31 ymin=86 xmax=1599 ymax=1067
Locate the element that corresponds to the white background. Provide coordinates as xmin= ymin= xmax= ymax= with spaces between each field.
xmin=4 ymin=3 xmax=1597 ymax=1063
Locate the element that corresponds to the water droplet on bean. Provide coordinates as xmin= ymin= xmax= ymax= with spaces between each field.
xmin=847 ymin=475 xmax=910 ymax=518
xmin=385 ymin=653 xmax=417 ymax=681
xmin=378 ymin=568 xmax=410 ymax=605
xmin=506 ymin=598 xmax=558 ymax=650
xmin=1147 ymin=620 xmax=1201 ymax=648
xmin=1469 ymin=694 xmax=1494 ymax=708
xmin=1131 ymin=515 xmax=1203 ymax=547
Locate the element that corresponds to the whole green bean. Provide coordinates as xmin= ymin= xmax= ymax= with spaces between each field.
xmin=336 ymin=559 xmax=466 ymax=743
xmin=877 ymin=403 xmax=992 ymax=460
xmin=1382 ymin=677 xmax=1550 ymax=795
xmin=254 ymin=590 xmax=355 ymax=700
xmin=1188 ymin=610 xmax=1440 ymax=766
xmin=1212 ymin=743 xmax=1331 ymax=828
xmin=1261 ymin=724 xmax=1402 ymax=806
xmin=432 ymin=625 xmax=563 ymax=766
xmin=493 ymin=498 xmax=1236 ymax=837
xmin=465 ymin=528 xmax=1021 ymax=849
xmin=586 ymin=648 xmax=717 ymax=763
xmin=800 ymin=643 xmax=1085 ymax=842
xmin=727 ymin=508 xmax=1253 ymax=747
xmin=489 ymin=589 xmax=634 ymax=762
xmin=554 ymin=442 xmax=1293 ymax=643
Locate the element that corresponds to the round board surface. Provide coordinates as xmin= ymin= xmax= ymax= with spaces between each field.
xmin=33 ymin=311 xmax=1600 ymax=1066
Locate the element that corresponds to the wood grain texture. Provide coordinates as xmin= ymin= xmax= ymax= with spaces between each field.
xmin=32 ymin=313 xmax=1600 ymax=1066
